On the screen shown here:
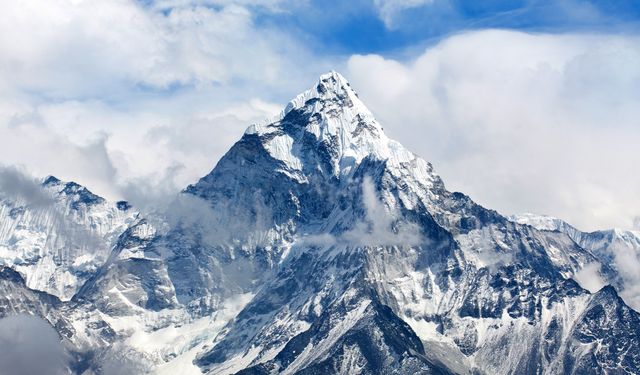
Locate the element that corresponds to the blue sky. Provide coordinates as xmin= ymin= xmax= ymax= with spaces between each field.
xmin=250 ymin=0 xmax=640 ymax=55
xmin=0 ymin=0 xmax=639 ymax=231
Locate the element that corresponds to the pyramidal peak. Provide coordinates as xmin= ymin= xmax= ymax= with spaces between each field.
xmin=281 ymin=70 xmax=370 ymax=119
xmin=244 ymin=71 xmax=420 ymax=178
xmin=246 ymin=71 xmax=369 ymax=132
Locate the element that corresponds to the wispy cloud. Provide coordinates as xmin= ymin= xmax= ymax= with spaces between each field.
xmin=0 ymin=166 xmax=54 ymax=208
xmin=300 ymin=177 xmax=423 ymax=249
xmin=612 ymin=242 xmax=640 ymax=310
xmin=373 ymin=0 xmax=434 ymax=28
xmin=342 ymin=177 xmax=423 ymax=247
xmin=97 ymin=343 xmax=154 ymax=375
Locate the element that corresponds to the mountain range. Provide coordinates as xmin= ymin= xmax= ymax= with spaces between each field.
xmin=1 ymin=72 xmax=639 ymax=374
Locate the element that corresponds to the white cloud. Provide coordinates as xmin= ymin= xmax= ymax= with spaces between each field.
xmin=0 ymin=0 xmax=331 ymax=207
xmin=612 ymin=243 xmax=640 ymax=311
xmin=0 ymin=166 xmax=55 ymax=208
xmin=0 ymin=0 xmax=304 ymax=95
xmin=347 ymin=30 xmax=640 ymax=231
xmin=573 ymin=262 xmax=606 ymax=293
xmin=0 ymin=315 xmax=67 ymax=375
xmin=373 ymin=0 xmax=434 ymax=28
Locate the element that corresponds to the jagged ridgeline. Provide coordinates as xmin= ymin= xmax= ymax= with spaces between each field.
xmin=0 ymin=72 xmax=639 ymax=374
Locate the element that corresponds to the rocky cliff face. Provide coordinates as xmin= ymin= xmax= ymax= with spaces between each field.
xmin=0 ymin=72 xmax=638 ymax=375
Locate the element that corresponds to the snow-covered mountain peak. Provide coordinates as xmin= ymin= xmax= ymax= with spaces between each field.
xmin=43 ymin=176 xmax=107 ymax=209
xmin=42 ymin=175 xmax=62 ymax=186
xmin=254 ymin=70 xmax=370 ymax=127
xmin=242 ymin=71 xmax=424 ymax=180
xmin=283 ymin=70 xmax=368 ymax=117
xmin=509 ymin=213 xmax=640 ymax=243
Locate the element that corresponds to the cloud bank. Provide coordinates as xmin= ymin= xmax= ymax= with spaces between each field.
xmin=0 ymin=315 xmax=67 ymax=375
xmin=347 ymin=30 xmax=640 ymax=231
xmin=0 ymin=0 xmax=329 ymax=209
xmin=0 ymin=1 xmax=637 ymax=233
xmin=0 ymin=166 xmax=54 ymax=208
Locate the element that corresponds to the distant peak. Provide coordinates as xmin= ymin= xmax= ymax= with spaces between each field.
xmin=508 ymin=213 xmax=569 ymax=231
xmin=42 ymin=175 xmax=61 ymax=186
xmin=41 ymin=176 xmax=107 ymax=208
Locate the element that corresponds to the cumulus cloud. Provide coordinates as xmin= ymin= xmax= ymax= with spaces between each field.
xmin=0 ymin=166 xmax=54 ymax=208
xmin=611 ymin=243 xmax=640 ymax=311
xmin=347 ymin=30 xmax=640 ymax=231
xmin=0 ymin=0 xmax=331 ymax=207
xmin=0 ymin=315 xmax=67 ymax=375
xmin=0 ymin=0 xmax=308 ymax=96
xmin=574 ymin=262 xmax=606 ymax=293
xmin=0 ymin=2 xmax=637 ymax=236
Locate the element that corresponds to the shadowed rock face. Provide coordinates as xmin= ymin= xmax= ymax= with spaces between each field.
xmin=0 ymin=72 xmax=639 ymax=375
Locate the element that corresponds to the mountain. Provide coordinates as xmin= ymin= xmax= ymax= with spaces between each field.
xmin=0 ymin=72 xmax=639 ymax=374
xmin=510 ymin=213 xmax=640 ymax=310
xmin=0 ymin=176 xmax=136 ymax=300
xmin=509 ymin=214 xmax=640 ymax=261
